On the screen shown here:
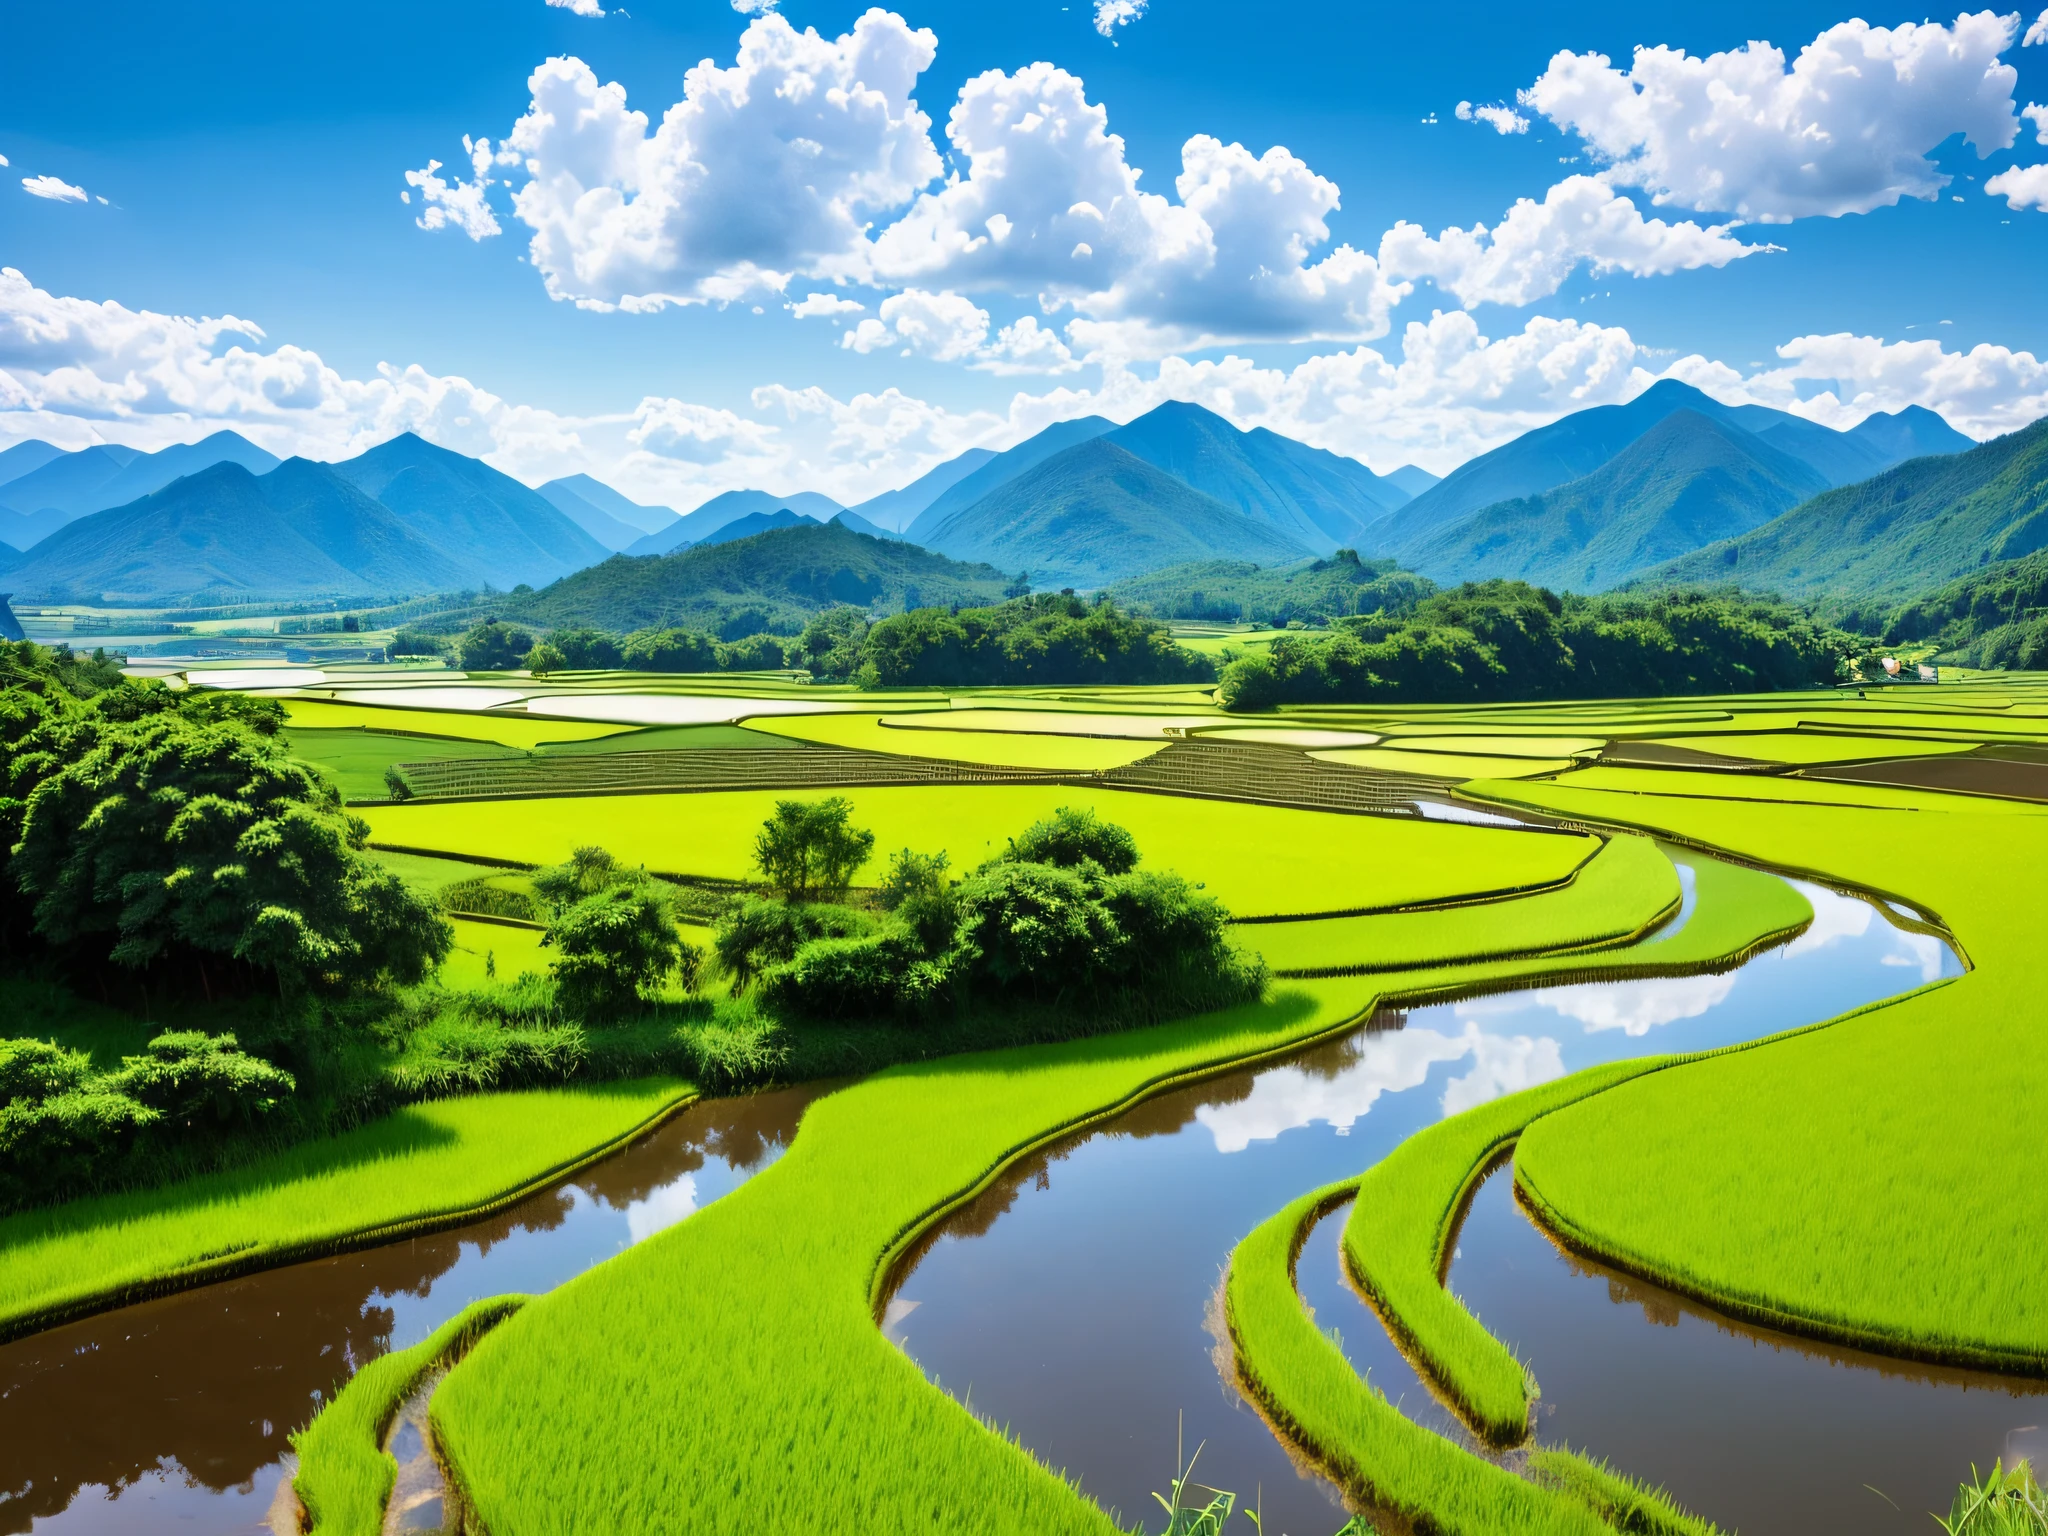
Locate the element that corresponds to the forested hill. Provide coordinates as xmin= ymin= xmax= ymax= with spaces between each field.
xmin=1880 ymin=547 xmax=2048 ymax=667
xmin=1641 ymin=415 xmax=2048 ymax=607
xmin=1105 ymin=550 xmax=1435 ymax=625
xmin=506 ymin=521 xmax=1011 ymax=634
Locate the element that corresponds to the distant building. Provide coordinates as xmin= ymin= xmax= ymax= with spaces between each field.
xmin=0 ymin=595 xmax=24 ymax=643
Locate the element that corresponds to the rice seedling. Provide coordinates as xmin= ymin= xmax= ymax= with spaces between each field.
xmin=293 ymin=1294 xmax=527 ymax=1536
xmin=361 ymin=783 xmax=1602 ymax=920
xmin=0 ymin=1080 xmax=690 ymax=1340
xmin=1934 ymin=1460 xmax=2048 ymax=1535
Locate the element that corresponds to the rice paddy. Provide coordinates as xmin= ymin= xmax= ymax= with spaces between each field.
xmin=18 ymin=667 xmax=2048 ymax=1535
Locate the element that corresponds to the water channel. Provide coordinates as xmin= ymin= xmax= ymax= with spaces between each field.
xmin=0 ymin=1085 xmax=830 ymax=1535
xmin=885 ymin=851 xmax=2019 ymax=1536
xmin=0 ymin=843 xmax=2022 ymax=1536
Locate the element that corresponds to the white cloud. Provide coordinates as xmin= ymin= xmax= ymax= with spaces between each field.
xmin=839 ymin=288 xmax=1079 ymax=372
xmin=1379 ymin=175 xmax=1774 ymax=308
xmin=0 ymin=155 xmax=8 ymax=167
xmin=1094 ymin=0 xmax=1146 ymax=37
xmin=22 ymin=176 xmax=88 ymax=203
xmin=1987 ymin=162 xmax=2048 ymax=208
xmin=2028 ymin=8 xmax=2048 ymax=45
xmin=731 ymin=0 xmax=780 ymax=12
xmin=1439 ymin=1029 xmax=1565 ymax=1116
xmin=2026 ymin=104 xmax=2048 ymax=144
xmin=1522 ymin=12 xmax=2024 ymax=222
xmin=1455 ymin=100 xmax=1530 ymax=135
xmin=790 ymin=291 xmax=866 ymax=318
xmin=1526 ymin=973 xmax=1737 ymax=1037
xmin=869 ymin=65 xmax=1407 ymax=355
xmin=404 ymin=136 xmax=505 ymax=240
xmin=480 ymin=13 xmax=940 ymax=311
xmin=1702 ymin=332 xmax=2048 ymax=440
xmin=626 ymin=396 xmax=779 ymax=463
xmin=980 ymin=314 xmax=1079 ymax=374
xmin=545 ymin=0 xmax=604 ymax=14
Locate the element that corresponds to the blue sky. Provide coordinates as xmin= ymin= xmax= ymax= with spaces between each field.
xmin=2 ymin=0 xmax=2045 ymax=509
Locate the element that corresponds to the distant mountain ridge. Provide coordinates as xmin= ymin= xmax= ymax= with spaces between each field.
xmin=540 ymin=474 xmax=680 ymax=537
xmin=0 ymin=431 xmax=281 ymax=548
xmin=920 ymin=437 xmax=1314 ymax=587
xmin=843 ymin=448 xmax=998 ymax=533
xmin=904 ymin=417 xmax=1116 ymax=543
xmin=627 ymin=489 xmax=843 ymax=557
xmin=4 ymin=459 xmax=473 ymax=602
xmin=1401 ymin=410 xmax=1832 ymax=592
xmin=509 ymin=520 xmax=1009 ymax=633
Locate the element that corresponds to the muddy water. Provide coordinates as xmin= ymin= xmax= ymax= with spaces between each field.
xmin=0 ymin=1084 xmax=827 ymax=1535
xmin=886 ymin=856 xmax=1975 ymax=1536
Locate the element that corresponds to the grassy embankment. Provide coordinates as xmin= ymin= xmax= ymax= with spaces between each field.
xmin=292 ymin=1295 xmax=527 ymax=1536
xmin=1459 ymin=772 xmax=2048 ymax=1372
xmin=421 ymin=837 xmax=1775 ymax=1534
xmin=0 ymin=1080 xmax=689 ymax=1342
xmin=1337 ymin=856 xmax=1814 ymax=1443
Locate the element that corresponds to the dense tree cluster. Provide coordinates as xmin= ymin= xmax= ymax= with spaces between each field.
xmin=716 ymin=802 xmax=1262 ymax=1025
xmin=453 ymin=618 xmax=796 ymax=675
xmin=1218 ymin=582 xmax=1856 ymax=708
xmin=1107 ymin=550 xmax=1438 ymax=627
xmin=798 ymin=593 xmax=1214 ymax=688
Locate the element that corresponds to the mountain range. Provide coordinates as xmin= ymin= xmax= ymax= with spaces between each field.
xmin=0 ymin=430 xmax=282 ymax=550
xmin=626 ymin=490 xmax=844 ymax=557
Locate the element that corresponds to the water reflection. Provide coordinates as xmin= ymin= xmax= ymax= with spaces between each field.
xmin=0 ymin=1084 xmax=826 ymax=1536
xmin=888 ymin=855 xmax=1969 ymax=1535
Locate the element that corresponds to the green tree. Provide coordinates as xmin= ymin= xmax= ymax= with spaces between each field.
xmin=545 ymin=883 xmax=685 ymax=1014
xmin=524 ymin=640 xmax=567 ymax=675
xmin=533 ymin=846 xmax=637 ymax=911
xmin=550 ymin=628 xmax=624 ymax=669
xmin=12 ymin=715 xmax=451 ymax=989
xmin=1003 ymin=807 xmax=1139 ymax=875
xmin=753 ymin=797 xmax=875 ymax=903
xmin=458 ymin=619 xmax=534 ymax=671
xmin=622 ymin=627 xmax=720 ymax=673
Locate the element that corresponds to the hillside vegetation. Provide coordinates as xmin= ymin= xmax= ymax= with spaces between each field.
xmin=1106 ymin=549 xmax=1435 ymax=625
xmin=1643 ymin=416 xmax=2048 ymax=608
xmin=507 ymin=522 xmax=1011 ymax=636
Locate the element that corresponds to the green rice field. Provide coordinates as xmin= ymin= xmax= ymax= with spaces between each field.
xmin=17 ymin=664 xmax=2048 ymax=1535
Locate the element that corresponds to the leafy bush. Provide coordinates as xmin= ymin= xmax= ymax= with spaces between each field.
xmin=622 ymin=627 xmax=720 ymax=673
xmin=438 ymin=877 xmax=541 ymax=922
xmin=533 ymin=846 xmax=637 ymax=912
xmin=713 ymin=897 xmax=872 ymax=993
xmin=753 ymin=797 xmax=876 ymax=903
xmin=388 ymin=629 xmax=446 ymax=658
xmin=545 ymin=884 xmax=690 ymax=1016
xmin=756 ymin=925 xmax=954 ymax=1021
xmin=108 ymin=1030 xmax=296 ymax=1128
xmin=853 ymin=593 xmax=1212 ymax=688
xmin=1004 ymin=806 xmax=1139 ymax=874
xmin=548 ymin=628 xmax=624 ymax=669
xmin=524 ymin=641 xmax=567 ymax=675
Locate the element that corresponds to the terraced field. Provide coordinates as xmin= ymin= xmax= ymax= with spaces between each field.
xmin=19 ymin=664 xmax=2048 ymax=1536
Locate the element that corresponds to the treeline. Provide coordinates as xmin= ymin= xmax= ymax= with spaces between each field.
xmin=1107 ymin=549 xmax=1437 ymax=627
xmin=1219 ymin=583 xmax=1856 ymax=709
xmin=801 ymin=592 xmax=1212 ymax=687
xmin=1876 ymin=549 xmax=2048 ymax=669
xmin=423 ymin=619 xmax=804 ymax=675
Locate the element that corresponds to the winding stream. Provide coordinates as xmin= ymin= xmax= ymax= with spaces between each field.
xmin=885 ymin=852 xmax=1991 ymax=1536
xmin=0 ymin=1085 xmax=828 ymax=1536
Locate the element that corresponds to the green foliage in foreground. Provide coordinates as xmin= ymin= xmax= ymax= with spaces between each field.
xmin=1934 ymin=1461 xmax=2048 ymax=1535
xmin=1475 ymin=777 xmax=2048 ymax=1370
xmin=799 ymin=592 xmax=1215 ymax=688
xmin=293 ymin=1295 xmax=527 ymax=1536
xmin=1107 ymin=550 xmax=1436 ymax=627
xmin=0 ymin=1079 xmax=691 ymax=1342
xmin=1218 ymin=583 xmax=1854 ymax=709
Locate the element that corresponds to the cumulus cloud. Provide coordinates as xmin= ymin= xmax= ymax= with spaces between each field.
xmin=476 ymin=12 xmax=939 ymax=311
xmin=403 ymin=136 xmax=506 ymax=239
xmin=790 ymin=291 xmax=866 ymax=318
xmin=2024 ymin=102 xmax=2048 ymax=143
xmin=2029 ymin=8 xmax=2048 ymax=44
xmin=626 ymin=396 xmax=778 ymax=462
xmin=1379 ymin=175 xmax=1775 ymax=308
xmin=839 ymin=288 xmax=1079 ymax=372
xmin=731 ymin=0 xmax=780 ymax=12
xmin=545 ymin=0 xmax=604 ymax=15
xmin=1094 ymin=0 xmax=1146 ymax=37
xmin=869 ymin=65 xmax=1407 ymax=353
xmin=1987 ymin=162 xmax=2048 ymax=208
xmin=1455 ymin=100 xmax=1530 ymax=134
xmin=1522 ymin=12 xmax=2024 ymax=221
xmin=22 ymin=176 xmax=88 ymax=203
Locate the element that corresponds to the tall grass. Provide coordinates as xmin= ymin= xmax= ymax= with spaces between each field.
xmin=1935 ymin=1461 xmax=2048 ymax=1535
xmin=0 ymin=1080 xmax=689 ymax=1341
xmin=292 ymin=1294 xmax=526 ymax=1535
xmin=1480 ymin=776 xmax=2048 ymax=1370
